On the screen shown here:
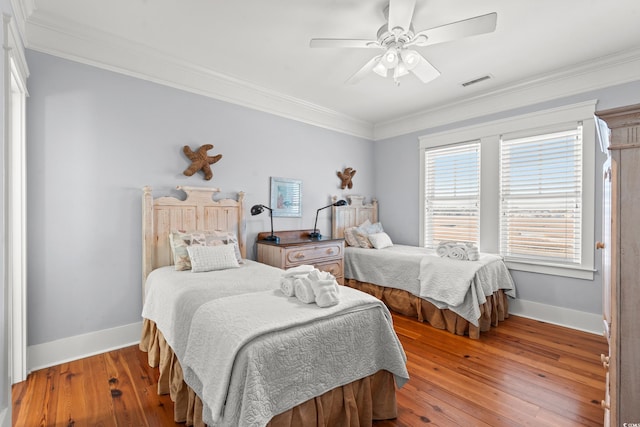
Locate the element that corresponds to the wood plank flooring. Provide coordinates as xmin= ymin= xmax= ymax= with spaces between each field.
xmin=12 ymin=314 xmax=607 ymax=426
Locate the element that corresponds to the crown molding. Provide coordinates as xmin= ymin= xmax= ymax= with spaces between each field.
xmin=373 ymin=47 xmax=640 ymax=140
xmin=19 ymin=8 xmax=640 ymax=142
xmin=9 ymin=0 xmax=35 ymax=38
xmin=23 ymin=10 xmax=375 ymax=140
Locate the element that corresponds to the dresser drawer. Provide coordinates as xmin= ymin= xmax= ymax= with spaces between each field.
xmin=285 ymin=242 xmax=343 ymax=266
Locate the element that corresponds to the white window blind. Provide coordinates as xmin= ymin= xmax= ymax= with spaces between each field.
xmin=499 ymin=126 xmax=583 ymax=264
xmin=424 ymin=142 xmax=480 ymax=248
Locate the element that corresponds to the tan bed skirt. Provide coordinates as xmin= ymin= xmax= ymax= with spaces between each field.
xmin=139 ymin=319 xmax=398 ymax=426
xmin=344 ymin=278 xmax=509 ymax=339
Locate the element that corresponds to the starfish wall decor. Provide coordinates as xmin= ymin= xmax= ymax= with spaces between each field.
xmin=182 ymin=144 xmax=222 ymax=181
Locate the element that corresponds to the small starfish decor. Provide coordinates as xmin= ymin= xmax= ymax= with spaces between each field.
xmin=183 ymin=144 xmax=222 ymax=181
xmin=337 ymin=167 xmax=356 ymax=189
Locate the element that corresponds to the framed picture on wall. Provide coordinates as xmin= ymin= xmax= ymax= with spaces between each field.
xmin=270 ymin=177 xmax=302 ymax=217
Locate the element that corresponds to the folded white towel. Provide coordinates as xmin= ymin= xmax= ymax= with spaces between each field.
xmin=436 ymin=241 xmax=481 ymax=261
xmin=282 ymin=264 xmax=315 ymax=277
xmin=448 ymin=245 xmax=469 ymax=260
xmin=280 ymin=277 xmax=296 ymax=297
xmin=310 ymin=278 xmax=340 ymax=308
xmin=465 ymin=244 xmax=480 ymax=261
xmin=308 ymin=269 xmax=334 ymax=282
xmin=436 ymin=244 xmax=450 ymax=258
xmin=294 ymin=277 xmax=316 ymax=304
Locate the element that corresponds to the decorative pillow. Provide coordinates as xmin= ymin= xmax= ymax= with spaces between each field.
xmin=354 ymin=230 xmax=373 ymax=248
xmin=359 ymin=221 xmax=384 ymax=235
xmin=368 ymin=232 xmax=393 ymax=249
xmin=187 ymin=244 xmax=240 ymax=272
xmin=169 ymin=230 xmax=242 ymax=271
xmin=343 ymin=227 xmax=360 ymax=247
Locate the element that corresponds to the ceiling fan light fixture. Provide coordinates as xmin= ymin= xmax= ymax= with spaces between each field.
xmin=401 ymin=49 xmax=420 ymax=69
xmin=394 ymin=62 xmax=409 ymax=78
xmin=381 ymin=47 xmax=399 ymax=68
xmin=372 ymin=61 xmax=388 ymax=77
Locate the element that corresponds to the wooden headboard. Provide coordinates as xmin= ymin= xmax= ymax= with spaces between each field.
xmin=331 ymin=195 xmax=378 ymax=239
xmin=141 ymin=185 xmax=246 ymax=289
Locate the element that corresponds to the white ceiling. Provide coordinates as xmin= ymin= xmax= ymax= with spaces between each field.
xmin=13 ymin=0 xmax=640 ymax=139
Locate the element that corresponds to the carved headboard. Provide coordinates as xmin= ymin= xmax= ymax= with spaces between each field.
xmin=141 ymin=186 xmax=246 ymax=293
xmin=331 ymin=195 xmax=378 ymax=239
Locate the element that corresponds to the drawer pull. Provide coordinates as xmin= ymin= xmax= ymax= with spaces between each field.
xmin=601 ymin=399 xmax=610 ymax=410
xmin=326 ymin=248 xmax=335 ymax=255
xmin=294 ymin=253 xmax=305 ymax=259
xmin=601 ymin=353 xmax=610 ymax=369
xmin=596 ymin=241 xmax=605 ymax=250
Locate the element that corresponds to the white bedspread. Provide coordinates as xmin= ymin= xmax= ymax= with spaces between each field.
xmin=141 ymin=261 xmax=283 ymax=360
xmin=344 ymin=245 xmax=516 ymax=326
xmin=142 ymin=261 xmax=409 ymax=427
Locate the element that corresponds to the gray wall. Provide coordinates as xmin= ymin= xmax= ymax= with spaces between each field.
xmin=25 ymin=50 xmax=375 ymax=346
xmin=374 ymin=81 xmax=640 ymax=315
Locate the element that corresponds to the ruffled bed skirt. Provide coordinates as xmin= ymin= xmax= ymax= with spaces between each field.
xmin=139 ymin=319 xmax=398 ymax=426
xmin=344 ymin=278 xmax=509 ymax=339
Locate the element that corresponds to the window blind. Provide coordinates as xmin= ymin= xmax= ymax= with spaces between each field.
xmin=424 ymin=142 xmax=480 ymax=248
xmin=499 ymin=126 xmax=582 ymax=264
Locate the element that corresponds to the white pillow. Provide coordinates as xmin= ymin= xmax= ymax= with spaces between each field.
xmin=368 ymin=232 xmax=393 ymax=249
xmin=187 ymin=244 xmax=240 ymax=272
xmin=359 ymin=221 xmax=384 ymax=235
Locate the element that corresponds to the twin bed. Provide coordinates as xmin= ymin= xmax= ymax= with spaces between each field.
xmin=331 ymin=196 xmax=515 ymax=339
xmin=139 ymin=186 xmax=409 ymax=427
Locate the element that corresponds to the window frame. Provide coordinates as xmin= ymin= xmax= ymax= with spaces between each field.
xmin=419 ymin=100 xmax=596 ymax=280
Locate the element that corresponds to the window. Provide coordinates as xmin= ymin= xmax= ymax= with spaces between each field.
xmin=500 ymin=127 xmax=583 ymax=264
xmin=419 ymin=100 xmax=596 ymax=279
xmin=424 ymin=142 xmax=480 ymax=248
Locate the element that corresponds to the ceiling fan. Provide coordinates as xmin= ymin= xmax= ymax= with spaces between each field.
xmin=310 ymin=0 xmax=497 ymax=85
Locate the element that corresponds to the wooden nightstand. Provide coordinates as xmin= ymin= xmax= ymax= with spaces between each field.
xmin=256 ymin=229 xmax=344 ymax=284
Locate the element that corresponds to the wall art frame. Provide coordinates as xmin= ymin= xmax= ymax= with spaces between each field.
xmin=270 ymin=177 xmax=302 ymax=217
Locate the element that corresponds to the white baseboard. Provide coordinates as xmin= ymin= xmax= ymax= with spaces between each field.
xmin=27 ymin=321 xmax=142 ymax=372
xmin=509 ymin=298 xmax=604 ymax=336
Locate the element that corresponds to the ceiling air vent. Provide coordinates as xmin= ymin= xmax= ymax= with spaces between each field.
xmin=461 ymin=75 xmax=492 ymax=87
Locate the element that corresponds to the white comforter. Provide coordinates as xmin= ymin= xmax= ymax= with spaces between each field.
xmin=142 ymin=261 xmax=409 ymax=427
xmin=344 ymin=245 xmax=516 ymax=326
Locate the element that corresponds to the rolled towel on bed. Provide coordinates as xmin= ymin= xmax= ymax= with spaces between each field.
xmin=448 ymin=245 xmax=469 ymax=260
xmin=294 ymin=277 xmax=316 ymax=304
xmin=280 ymin=277 xmax=296 ymax=297
xmin=310 ymin=279 xmax=340 ymax=308
xmin=465 ymin=244 xmax=480 ymax=261
xmin=283 ymin=264 xmax=315 ymax=277
xmin=436 ymin=244 xmax=450 ymax=258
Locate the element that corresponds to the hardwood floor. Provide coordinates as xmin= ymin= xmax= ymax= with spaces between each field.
xmin=12 ymin=314 xmax=607 ymax=426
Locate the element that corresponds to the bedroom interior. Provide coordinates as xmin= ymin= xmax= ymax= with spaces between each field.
xmin=2 ymin=0 xmax=640 ymax=426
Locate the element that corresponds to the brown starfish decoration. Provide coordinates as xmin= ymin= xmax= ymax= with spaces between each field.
xmin=337 ymin=167 xmax=356 ymax=189
xmin=183 ymin=144 xmax=223 ymax=181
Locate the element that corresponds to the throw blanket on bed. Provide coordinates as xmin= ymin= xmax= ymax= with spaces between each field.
xmin=418 ymin=253 xmax=515 ymax=324
xmin=181 ymin=286 xmax=408 ymax=427
xmin=344 ymin=245 xmax=515 ymax=326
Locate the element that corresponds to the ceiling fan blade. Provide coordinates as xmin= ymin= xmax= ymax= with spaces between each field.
xmin=346 ymin=55 xmax=383 ymax=84
xmin=387 ymin=0 xmax=416 ymax=34
xmin=310 ymin=38 xmax=380 ymax=48
xmin=409 ymin=54 xmax=440 ymax=83
xmin=409 ymin=12 xmax=497 ymax=47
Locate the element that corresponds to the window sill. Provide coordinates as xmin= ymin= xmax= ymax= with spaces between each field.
xmin=504 ymin=259 xmax=595 ymax=280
